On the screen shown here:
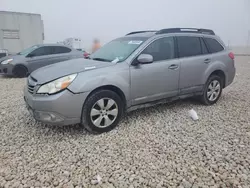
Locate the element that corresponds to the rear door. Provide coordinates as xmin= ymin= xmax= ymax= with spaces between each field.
xmin=50 ymin=46 xmax=73 ymax=63
xmin=177 ymin=36 xmax=210 ymax=94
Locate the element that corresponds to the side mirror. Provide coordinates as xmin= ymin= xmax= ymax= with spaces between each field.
xmin=137 ymin=54 xmax=153 ymax=64
xmin=27 ymin=53 xmax=35 ymax=58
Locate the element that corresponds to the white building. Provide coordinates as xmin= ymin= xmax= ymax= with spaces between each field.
xmin=0 ymin=11 xmax=44 ymax=53
xmin=62 ymin=38 xmax=83 ymax=49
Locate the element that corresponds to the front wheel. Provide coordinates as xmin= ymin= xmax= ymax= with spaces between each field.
xmin=13 ymin=65 xmax=28 ymax=78
xmin=200 ymin=75 xmax=223 ymax=105
xmin=81 ymin=90 xmax=124 ymax=134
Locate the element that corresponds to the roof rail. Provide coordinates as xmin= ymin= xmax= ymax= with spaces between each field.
xmin=126 ymin=30 xmax=157 ymax=36
xmin=156 ymin=28 xmax=215 ymax=35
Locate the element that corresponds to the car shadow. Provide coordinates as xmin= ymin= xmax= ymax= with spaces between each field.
xmin=35 ymin=123 xmax=90 ymax=137
xmin=0 ymin=75 xmax=19 ymax=79
xmin=123 ymin=98 xmax=195 ymax=120
xmin=30 ymin=97 xmax=203 ymax=138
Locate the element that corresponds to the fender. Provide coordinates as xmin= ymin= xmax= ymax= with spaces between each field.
xmin=68 ymin=63 xmax=130 ymax=102
xmin=202 ymin=60 xmax=227 ymax=85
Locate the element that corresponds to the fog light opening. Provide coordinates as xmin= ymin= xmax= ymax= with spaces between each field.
xmin=34 ymin=111 xmax=64 ymax=123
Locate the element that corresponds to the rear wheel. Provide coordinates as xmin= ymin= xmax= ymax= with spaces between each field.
xmin=81 ymin=90 xmax=124 ymax=134
xmin=13 ymin=65 xmax=28 ymax=78
xmin=200 ymin=75 xmax=223 ymax=105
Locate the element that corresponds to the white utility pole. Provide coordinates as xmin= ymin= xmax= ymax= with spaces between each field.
xmin=243 ymin=0 xmax=250 ymax=57
xmin=245 ymin=0 xmax=250 ymax=47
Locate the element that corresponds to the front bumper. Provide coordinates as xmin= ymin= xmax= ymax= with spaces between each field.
xmin=0 ymin=64 xmax=14 ymax=75
xmin=24 ymin=87 xmax=90 ymax=126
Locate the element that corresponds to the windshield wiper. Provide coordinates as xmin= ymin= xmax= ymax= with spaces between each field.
xmin=91 ymin=58 xmax=111 ymax=62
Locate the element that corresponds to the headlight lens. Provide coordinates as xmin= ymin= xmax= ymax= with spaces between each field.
xmin=37 ymin=73 xmax=77 ymax=94
xmin=1 ymin=59 xmax=13 ymax=65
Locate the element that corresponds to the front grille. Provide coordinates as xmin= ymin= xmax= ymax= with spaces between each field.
xmin=28 ymin=84 xmax=35 ymax=94
xmin=27 ymin=76 xmax=38 ymax=94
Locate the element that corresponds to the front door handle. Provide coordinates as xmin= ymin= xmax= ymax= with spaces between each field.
xmin=168 ymin=64 xmax=179 ymax=70
xmin=204 ymin=59 xmax=211 ymax=64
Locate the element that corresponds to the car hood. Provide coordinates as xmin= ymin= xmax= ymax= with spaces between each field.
xmin=30 ymin=58 xmax=115 ymax=84
xmin=0 ymin=54 xmax=24 ymax=63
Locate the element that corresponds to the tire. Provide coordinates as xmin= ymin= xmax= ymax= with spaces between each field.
xmin=13 ymin=65 xmax=28 ymax=78
xmin=81 ymin=90 xmax=124 ymax=134
xmin=200 ymin=75 xmax=223 ymax=105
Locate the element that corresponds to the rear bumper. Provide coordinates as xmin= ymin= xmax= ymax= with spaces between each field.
xmin=225 ymin=67 xmax=236 ymax=87
xmin=24 ymin=86 xmax=90 ymax=126
xmin=0 ymin=64 xmax=14 ymax=75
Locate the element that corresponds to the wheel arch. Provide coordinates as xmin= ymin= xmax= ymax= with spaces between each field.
xmin=83 ymin=85 xmax=127 ymax=109
xmin=12 ymin=64 xmax=29 ymax=77
xmin=208 ymin=70 xmax=226 ymax=88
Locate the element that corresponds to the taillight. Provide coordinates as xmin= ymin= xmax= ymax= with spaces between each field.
xmin=228 ymin=52 xmax=235 ymax=60
xmin=83 ymin=52 xmax=89 ymax=58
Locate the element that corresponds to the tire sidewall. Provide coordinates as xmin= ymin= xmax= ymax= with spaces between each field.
xmin=82 ymin=90 xmax=124 ymax=133
xmin=202 ymin=75 xmax=223 ymax=105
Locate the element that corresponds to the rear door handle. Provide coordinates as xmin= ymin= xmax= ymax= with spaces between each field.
xmin=204 ymin=59 xmax=211 ymax=64
xmin=168 ymin=64 xmax=179 ymax=70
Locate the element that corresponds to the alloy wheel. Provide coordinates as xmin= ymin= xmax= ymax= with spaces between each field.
xmin=207 ymin=80 xmax=221 ymax=101
xmin=90 ymin=98 xmax=119 ymax=128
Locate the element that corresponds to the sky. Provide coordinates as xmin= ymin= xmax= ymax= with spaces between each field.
xmin=1 ymin=0 xmax=250 ymax=48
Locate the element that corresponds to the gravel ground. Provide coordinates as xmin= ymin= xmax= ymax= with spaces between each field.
xmin=0 ymin=56 xmax=250 ymax=188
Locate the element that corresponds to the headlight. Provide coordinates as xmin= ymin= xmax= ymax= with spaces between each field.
xmin=37 ymin=73 xmax=77 ymax=94
xmin=1 ymin=59 xmax=13 ymax=65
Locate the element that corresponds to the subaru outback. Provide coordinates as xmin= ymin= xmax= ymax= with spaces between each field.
xmin=23 ymin=28 xmax=236 ymax=133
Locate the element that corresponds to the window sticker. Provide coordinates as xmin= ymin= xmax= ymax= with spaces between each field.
xmin=128 ymin=41 xmax=143 ymax=45
xmin=112 ymin=57 xmax=120 ymax=63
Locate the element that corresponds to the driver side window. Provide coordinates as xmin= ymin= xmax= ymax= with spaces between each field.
xmin=29 ymin=46 xmax=53 ymax=57
xmin=142 ymin=37 xmax=175 ymax=62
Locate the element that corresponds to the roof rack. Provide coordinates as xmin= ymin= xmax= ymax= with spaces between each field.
xmin=156 ymin=28 xmax=215 ymax=35
xmin=125 ymin=30 xmax=157 ymax=36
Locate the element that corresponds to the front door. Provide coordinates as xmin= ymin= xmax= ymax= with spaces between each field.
xmin=130 ymin=37 xmax=180 ymax=105
xmin=26 ymin=46 xmax=55 ymax=72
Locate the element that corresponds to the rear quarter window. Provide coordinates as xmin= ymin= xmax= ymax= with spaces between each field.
xmin=54 ymin=46 xmax=72 ymax=54
xmin=204 ymin=38 xmax=224 ymax=53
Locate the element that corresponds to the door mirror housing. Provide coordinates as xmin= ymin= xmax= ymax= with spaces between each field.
xmin=27 ymin=53 xmax=35 ymax=58
xmin=137 ymin=54 xmax=153 ymax=64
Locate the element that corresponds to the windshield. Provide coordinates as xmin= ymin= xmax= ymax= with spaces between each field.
xmin=89 ymin=38 xmax=146 ymax=62
xmin=17 ymin=45 xmax=40 ymax=55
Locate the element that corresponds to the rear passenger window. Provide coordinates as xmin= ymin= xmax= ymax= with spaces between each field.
xmin=200 ymin=38 xmax=209 ymax=54
xmin=177 ymin=36 xmax=202 ymax=58
xmin=54 ymin=46 xmax=71 ymax=54
xmin=204 ymin=38 xmax=224 ymax=53
xmin=142 ymin=37 xmax=175 ymax=61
